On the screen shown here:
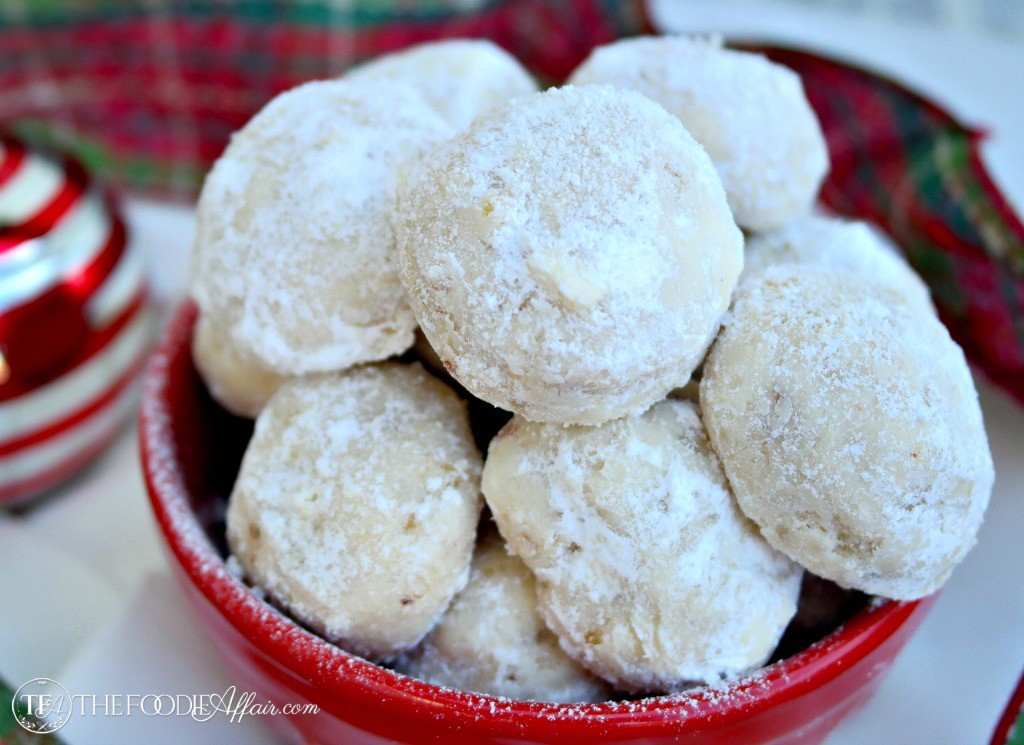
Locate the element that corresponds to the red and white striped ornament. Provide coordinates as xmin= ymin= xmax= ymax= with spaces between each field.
xmin=0 ymin=135 xmax=153 ymax=504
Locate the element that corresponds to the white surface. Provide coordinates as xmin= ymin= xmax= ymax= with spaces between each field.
xmin=22 ymin=427 xmax=167 ymax=594
xmin=57 ymin=573 xmax=275 ymax=745
xmin=0 ymin=517 xmax=120 ymax=683
xmin=0 ymin=4 xmax=1022 ymax=743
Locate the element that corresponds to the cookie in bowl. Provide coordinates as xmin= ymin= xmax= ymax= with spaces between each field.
xmin=740 ymin=213 xmax=934 ymax=313
xmin=190 ymin=315 xmax=289 ymax=419
xmin=190 ymin=79 xmax=452 ymax=376
xmin=226 ymin=363 xmax=483 ymax=661
xmin=345 ymin=38 xmax=539 ymax=129
xmin=482 ymin=399 xmax=803 ymax=692
xmin=700 ymin=266 xmax=994 ymax=599
xmin=395 ymin=84 xmax=743 ymax=425
xmin=397 ymin=530 xmax=610 ymax=703
xmin=569 ymin=35 xmax=829 ymax=231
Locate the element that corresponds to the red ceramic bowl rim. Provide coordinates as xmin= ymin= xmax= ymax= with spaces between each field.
xmin=140 ymin=302 xmax=925 ymax=738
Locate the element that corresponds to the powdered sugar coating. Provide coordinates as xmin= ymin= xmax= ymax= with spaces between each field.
xmin=482 ymin=399 xmax=803 ymax=691
xmin=191 ymin=315 xmax=290 ymax=418
xmin=700 ymin=267 xmax=994 ymax=600
xmin=226 ymin=363 xmax=483 ymax=661
xmin=190 ymin=79 xmax=452 ymax=374
xmin=142 ymin=306 xmax=925 ymax=738
xmin=398 ymin=531 xmax=610 ymax=703
xmin=569 ymin=35 xmax=829 ymax=231
xmin=395 ymin=85 xmax=743 ymax=424
xmin=345 ymin=39 xmax=538 ymax=130
xmin=742 ymin=214 xmax=934 ymax=312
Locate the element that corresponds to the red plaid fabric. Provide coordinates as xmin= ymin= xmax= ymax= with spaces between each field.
xmin=2 ymin=4 xmax=1022 ymax=406
xmin=0 ymin=0 xmax=653 ymax=197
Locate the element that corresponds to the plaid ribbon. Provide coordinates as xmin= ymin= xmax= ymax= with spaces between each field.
xmin=2 ymin=3 xmax=1022 ymax=403
xmin=0 ymin=0 xmax=651 ymax=197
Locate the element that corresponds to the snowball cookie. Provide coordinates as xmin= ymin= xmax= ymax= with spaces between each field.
xmin=398 ymin=531 xmax=610 ymax=702
xmin=190 ymin=79 xmax=452 ymax=375
xmin=569 ymin=36 xmax=829 ymax=231
xmin=396 ymin=85 xmax=743 ymax=425
xmin=741 ymin=214 xmax=933 ymax=313
xmin=226 ymin=363 xmax=483 ymax=661
xmin=192 ymin=315 xmax=290 ymax=418
xmin=482 ymin=399 xmax=803 ymax=691
xmin=700 ymin=267 xmax=994 ymax=600
xmin=345 ymin=39 xmax=538 ymax=130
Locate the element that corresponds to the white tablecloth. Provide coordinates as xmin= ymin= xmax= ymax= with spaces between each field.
xmin=2 ymin=4 xmax=1022 ymax=743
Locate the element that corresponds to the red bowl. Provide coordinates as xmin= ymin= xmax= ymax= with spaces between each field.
xmin=140 ymin=302 xmax=936 ymax=745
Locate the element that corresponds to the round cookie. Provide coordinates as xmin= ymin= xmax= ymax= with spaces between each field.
xmin=398 ymin=531 xmax=610 ymax=703
xmin=190 ymin=79 xmax=452 ymax=375
xmin=345 ymin=39 xmax=538 ymax=130
xmin=569 ymin=35 xmax=829 ymax=231
xmin=482 ymin=399 xmax=803 ymax=692
xmin=742 ymin=214 xmax=934 ymax=312
xmin=192 ymin=315 xmax=290 ymax=418
xmin=226 ymin=363 xmax=483 ymax=661
xmin=396 ymin=84 xmax=743 ymax=425
xmin=700 ymin=267 xmax=994 ymax=600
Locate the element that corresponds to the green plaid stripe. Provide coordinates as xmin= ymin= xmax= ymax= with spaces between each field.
xmin=1 ymin=0 xmax=504 ymax=28
xmin=9 ymin=118 xmax=207 ymax=195
xmin=1009 ymin=712 xmax=1024 ymax=745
